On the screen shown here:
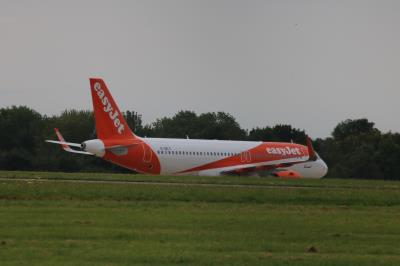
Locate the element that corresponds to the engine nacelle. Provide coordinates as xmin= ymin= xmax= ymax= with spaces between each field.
xmin=82 ymin=139 xmax=105 ymax=157
xmin=273 ymin=170 xmax=301 ymax=179
xmin=198 ymin=169 xmax=222 ymax=176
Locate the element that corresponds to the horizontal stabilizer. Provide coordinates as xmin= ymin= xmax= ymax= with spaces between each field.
xmin=46 ymin=140 xmax=93 ymax=155
xmin=45 ymin=140 xmax=82 ymax=148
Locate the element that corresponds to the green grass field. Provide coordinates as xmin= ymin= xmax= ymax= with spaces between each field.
xmin=1 ymin=171 xmax=400 ymax=265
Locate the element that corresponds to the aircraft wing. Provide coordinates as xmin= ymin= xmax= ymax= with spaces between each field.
xmin=221 ymin=136 xmax=317 ymax=176
xmin=45 ymin=128 xmax=93 ymax=155
xmin=220 ymin=160 xmax=301 ymax=176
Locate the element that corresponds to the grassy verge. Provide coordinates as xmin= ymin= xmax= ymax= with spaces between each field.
xmin=0 ymin=171 xmax=399 ymax=265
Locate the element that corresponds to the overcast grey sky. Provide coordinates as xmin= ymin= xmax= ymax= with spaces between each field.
xmin=1 ymin=0 xmax=399 ymax=137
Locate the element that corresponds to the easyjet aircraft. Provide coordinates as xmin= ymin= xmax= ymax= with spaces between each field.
xmin=46 ymin=78 xmax=328 ymax=178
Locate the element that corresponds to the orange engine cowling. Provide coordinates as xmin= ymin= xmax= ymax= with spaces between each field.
xmin=273 ymin=170 xmax=301 ymax=179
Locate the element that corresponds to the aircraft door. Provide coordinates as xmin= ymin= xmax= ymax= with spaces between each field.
xmin=142 ymin=143 xmax=152 ymax=163
xmin=240 ymin=151 xmax=251 ymax=163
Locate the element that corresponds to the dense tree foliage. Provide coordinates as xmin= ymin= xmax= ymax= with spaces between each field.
xmin=248 ymin=124 xmax=306 ymax=143
xmin=147 ymin=111 xmax=247 ymax=140
xmin=0 ymin=106 xmax=399 ymax=179
xmin=315 ymin=119 xmax=400 ymax=180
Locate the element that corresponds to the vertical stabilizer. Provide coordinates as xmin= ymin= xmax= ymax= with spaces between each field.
xmin=89 ymin=78 xmax=134 ymax=140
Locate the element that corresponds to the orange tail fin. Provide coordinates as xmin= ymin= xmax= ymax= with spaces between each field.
xmin=89 ymin=78 xmax=135 ymax=140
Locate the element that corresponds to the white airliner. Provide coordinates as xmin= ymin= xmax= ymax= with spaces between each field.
xmin=46 ymin=78 xmax=328 ymax=178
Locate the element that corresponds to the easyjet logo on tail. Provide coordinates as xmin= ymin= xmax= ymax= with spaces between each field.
xmin=93 ymin=82 xmax=124 ymax=134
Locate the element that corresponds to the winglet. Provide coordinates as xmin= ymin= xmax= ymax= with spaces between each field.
xmin=45 ymin=128 xmax=93 ymax=155
xmin=54 ymin=128 xmax=69 ymax=150
xmin=306 ymin=135 xmax=318 ymax=161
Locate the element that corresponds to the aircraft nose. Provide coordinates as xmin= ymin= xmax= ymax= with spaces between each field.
xmin=320 ymin=159 xmax=328 ymax=177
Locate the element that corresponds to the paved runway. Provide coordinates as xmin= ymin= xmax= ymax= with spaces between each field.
xmin=0 ymin=177 xmax=323 ymax=190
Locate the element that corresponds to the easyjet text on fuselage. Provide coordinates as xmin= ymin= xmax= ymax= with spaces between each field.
xmin=266 ymin=146 xmax=302 ymax=156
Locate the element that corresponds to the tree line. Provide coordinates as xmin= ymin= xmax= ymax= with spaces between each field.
xmin=0 ymin=106 xmax=399 ymax=179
